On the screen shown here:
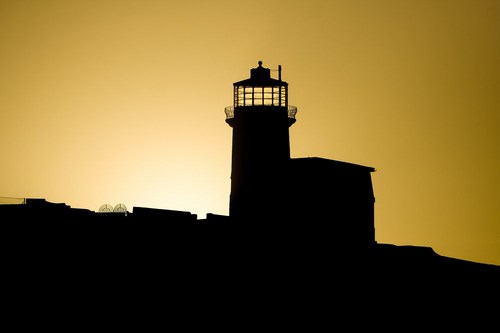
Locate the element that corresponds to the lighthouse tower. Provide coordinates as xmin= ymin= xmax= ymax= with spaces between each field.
xmin=225 ymin=61 xmax=297 ymax=223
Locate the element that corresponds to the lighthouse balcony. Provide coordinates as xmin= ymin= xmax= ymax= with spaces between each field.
xmin=224 ymin=105 xmax=297 ymax=121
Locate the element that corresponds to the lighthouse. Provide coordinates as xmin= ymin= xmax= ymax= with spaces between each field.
xmin=225 ymin=61 xmax=375 ymax=247
xmin=225 ymin=61 xmax=297 ymax=223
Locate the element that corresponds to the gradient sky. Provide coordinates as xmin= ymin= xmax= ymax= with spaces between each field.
xmin=1 ymin=0 xmax=499 ymax=266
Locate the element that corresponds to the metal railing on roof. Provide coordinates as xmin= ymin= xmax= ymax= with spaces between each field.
xmin=0 ymin=196 xmax=26 ymax=204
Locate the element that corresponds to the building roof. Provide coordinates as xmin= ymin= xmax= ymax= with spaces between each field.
xmin=291 ymin=157 xmax=375 ymax=173
xmin=234 ymin=61 xmax=286 ymax=87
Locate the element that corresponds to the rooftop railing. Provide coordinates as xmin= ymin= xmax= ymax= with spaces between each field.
xmin=0 ymin=196 xmax=26 ymax=204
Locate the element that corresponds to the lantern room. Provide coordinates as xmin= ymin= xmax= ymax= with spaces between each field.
xmin=225 ymin=61 xmax=297 ymax=124
xmin=234 ymin=61 xmax=287 ymax=107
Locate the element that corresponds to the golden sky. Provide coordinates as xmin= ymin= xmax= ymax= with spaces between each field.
xmin=1 ymin=0 xmax=499 ymax=265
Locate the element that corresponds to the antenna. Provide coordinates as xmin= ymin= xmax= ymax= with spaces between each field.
xmin=270 ymin=65 xmax=283 ymax=80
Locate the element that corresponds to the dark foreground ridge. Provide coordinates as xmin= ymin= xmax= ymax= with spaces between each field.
xmin=2 ymin=198 xmax=498 ymax=279
xmin=2 ymin=198 xmax=499 ymax=326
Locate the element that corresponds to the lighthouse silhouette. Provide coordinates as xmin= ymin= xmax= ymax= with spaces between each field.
xmin=225 ymin=61 xmax=296 ymax=224
xmin=225 ymin=61 xmax=376 ymax=248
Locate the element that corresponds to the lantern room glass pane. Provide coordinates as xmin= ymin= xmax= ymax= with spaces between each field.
xmin=234 ymin=84 xmax=288 ymax=107
xmin=280 ymin=86 xmax=287 ymax=106
xmin=235 ymin=86 xmax=245 ymax=106
xmin=254 ymin=96 xmax=262 ymax=105
xmin=263 ymin=87 xmax=272 ymax=105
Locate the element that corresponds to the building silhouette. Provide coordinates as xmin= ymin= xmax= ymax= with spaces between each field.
xmin=225 ymin=61 xmax=375 ymax=248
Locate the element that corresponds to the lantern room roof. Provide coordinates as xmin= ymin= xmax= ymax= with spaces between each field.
xmin=234 ymin=61 xmax=287 ymax=87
